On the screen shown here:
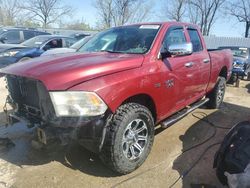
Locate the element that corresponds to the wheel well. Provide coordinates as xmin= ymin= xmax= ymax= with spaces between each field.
xmin=122 ymin=94 xmax=157 ymax=122
xmin=219 ymin=66 xmax=228 ymax=79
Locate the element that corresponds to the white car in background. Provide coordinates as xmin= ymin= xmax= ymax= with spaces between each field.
xmin=41 ymin=36 xmax=92 ymax=56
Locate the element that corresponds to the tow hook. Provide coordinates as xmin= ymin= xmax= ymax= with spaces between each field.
xmin=37 ymin=127 xmax=47 ymax=145
xmin=3 ymin=96 xmax=11 ymax=126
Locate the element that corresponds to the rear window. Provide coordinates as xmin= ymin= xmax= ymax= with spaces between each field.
xmin=23 ymin=31 xmax=35 ymax=40
xmin=188 ymin=29 xmax=203 ymax=52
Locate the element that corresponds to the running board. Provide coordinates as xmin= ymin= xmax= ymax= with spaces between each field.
xmin=161 ymin=98 xmax=209 ymax=129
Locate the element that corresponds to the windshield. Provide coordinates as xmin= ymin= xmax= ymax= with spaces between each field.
xmin=231 ymin=48 xmax=248 ymax=58
xmin=71 ymin=36 xmax=92 ymax=50
xmin=219 ymin=47 xmax=249 ymax=58
xmin=21 ymin=35 xmax=52 ymax=47
xmin=78 ymin=24 xmax=160 ymax=54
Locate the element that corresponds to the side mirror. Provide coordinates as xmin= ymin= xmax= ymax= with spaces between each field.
xmin=0 ymin=36 xmax=7 ymax=43
xmin=168 ymin=42 xmax=193 ymax=57
xmin=159 ymin=42 xmax=193 ymax=59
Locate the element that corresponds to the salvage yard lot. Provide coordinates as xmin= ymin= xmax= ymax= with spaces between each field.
xmin=0 ymin=77 xmax=249 ymax=188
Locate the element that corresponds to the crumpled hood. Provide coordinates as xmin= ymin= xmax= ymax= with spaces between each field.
xmin=0 ymin=52 xmax=144 ymax=90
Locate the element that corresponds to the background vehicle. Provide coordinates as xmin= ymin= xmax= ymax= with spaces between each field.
xmin=70 ymin=33 xmax=90 ymax=41
xmin=218 ymin=46 xmax=250 ymax=81
xmin=41 ymin=36 xmax=92 ymax=56
xmin=0 ymin=35 xmax=77 ymax=68
xmin=0 ymin=22 xmax=232 ymax=174
xmin=0 ymin=27 xmax=50 ymax=44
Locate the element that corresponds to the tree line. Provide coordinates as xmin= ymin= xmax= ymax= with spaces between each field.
xmin=163 ymin=0 xmax=250 ymax=37
xmin=0 ymin=0 xmax=250 ymax=37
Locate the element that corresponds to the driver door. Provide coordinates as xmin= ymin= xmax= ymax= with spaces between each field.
xmin=157 ymin=26 xmax=201 ymax=116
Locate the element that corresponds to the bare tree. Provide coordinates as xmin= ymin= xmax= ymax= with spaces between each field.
xmin=95 ymin=0 xmax=114 ymax=28
xmin=187 ymin=0 xmax=226 ymax=36
xmin=129 ymin=1 xmax=152 ymax=23
xmin=21 ymin=0 xmax=73 ymax=28
xmin=227 ymin=0 xmax=250 ymax=38
xmin=0 ymin=0 xmax=22 ymax=25
xmin=94 ymin=0 xmax=152 ymax=29
xmin=63 ymin=18 xmax=93 ymax=31
xmin=162 ymin=0 xmax=186 ymax=21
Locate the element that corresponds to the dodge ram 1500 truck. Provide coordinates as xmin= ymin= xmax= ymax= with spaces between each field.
xmin=0 ymin=22 xmax=233 ymax=174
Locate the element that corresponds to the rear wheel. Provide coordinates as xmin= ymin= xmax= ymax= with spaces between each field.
xmin=100 ymin=103 xmax=154 ymax=174
xmin=206 ymin=76 xmax=226 ymax=109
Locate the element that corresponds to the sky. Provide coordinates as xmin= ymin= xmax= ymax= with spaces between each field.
xmin=68 ymin=0 xmax=245 ymax=37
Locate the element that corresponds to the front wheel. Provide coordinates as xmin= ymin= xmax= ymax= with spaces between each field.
xmin=18 ymin=57 xmax=31 ymax=62
xmin=206 ymin=76 xmax=226 ymax=109
xmin=247 ymin=72 xmax=250 ymax=81
xmin=100 ymin=103 xmax=155 ymax=174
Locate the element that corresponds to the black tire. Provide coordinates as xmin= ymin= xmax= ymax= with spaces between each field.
xmin=206 ymin=76 xmax=226 ymax=109
xmin=247 ymin=72 xmax=250 ymax=81
xmin=227 ymin=75 xmax=235 ymax=84
xmin=100 ymin=103 xmax=154 ymax=174
xmin=18 ymin=57 xmax=31 ymax=62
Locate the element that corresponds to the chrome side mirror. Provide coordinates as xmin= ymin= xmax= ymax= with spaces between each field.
xmin=168 ymin=42 xmax=193 ymax=57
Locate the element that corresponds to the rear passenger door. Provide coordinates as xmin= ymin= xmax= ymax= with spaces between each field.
xmin=186 ymin=27 xmax=210 ymax=99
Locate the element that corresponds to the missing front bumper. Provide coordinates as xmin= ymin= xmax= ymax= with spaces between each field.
xmin=7 ymin=112 xmax=110 ymax=153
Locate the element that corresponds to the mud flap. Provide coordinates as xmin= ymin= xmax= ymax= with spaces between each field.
xmin=214 ymin=121 xmax=250 ymax=186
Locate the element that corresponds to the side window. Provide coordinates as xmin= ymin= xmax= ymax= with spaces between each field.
xmin=187 ymin=29 xmax=203 ymax=52
xmin=5 ymin=31 xmax=20 ymax=41
xmin=45 ymin=39 xmax=62 ymax=50
xmin=63 ymin=38 xmax=76 ymax=48
xmin=23 ymin=31 xmax=35 ymax=40
xmin=162 ymin=28 xmax=186 ymax=49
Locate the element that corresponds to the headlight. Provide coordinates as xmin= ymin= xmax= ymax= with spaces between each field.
xmin=49 ymin=91 xmax=108 ymax=117
xmin=0 ymin=51 xmax=19 ymax=57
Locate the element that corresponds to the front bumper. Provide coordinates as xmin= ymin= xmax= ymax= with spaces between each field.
xmin=232 ymin=68 xmax=247 ymax=76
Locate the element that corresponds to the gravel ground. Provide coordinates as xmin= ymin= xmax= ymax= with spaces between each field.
xmin=0 ymin=77 xmax=249 ymax=188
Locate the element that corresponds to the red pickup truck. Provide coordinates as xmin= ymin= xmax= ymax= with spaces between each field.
xmin=0 ymin=22 xmax=232 ymax=174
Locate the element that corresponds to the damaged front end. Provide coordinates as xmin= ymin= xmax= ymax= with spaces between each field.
xmin=3 ymin=75 xmax=110 ymax=153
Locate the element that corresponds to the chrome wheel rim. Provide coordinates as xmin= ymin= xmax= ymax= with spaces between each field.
xmin=217 ymin=82 xmax=225 ymax=104
xmin=122 ymin=119 xmax=148 ymax=160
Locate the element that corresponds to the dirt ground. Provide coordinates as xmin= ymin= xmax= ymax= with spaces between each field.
xmin=0 ymin=77 xmax=249 ymax=188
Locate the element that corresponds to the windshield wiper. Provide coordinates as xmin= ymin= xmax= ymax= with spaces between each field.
xmin=100 ymin=50 xmax=121 ymax=53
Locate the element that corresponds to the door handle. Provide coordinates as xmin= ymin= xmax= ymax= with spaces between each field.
xmin=185 ymin=62 xmax=194 ymax=68
xmin=203 ymin=59 xmax=210 ymax=63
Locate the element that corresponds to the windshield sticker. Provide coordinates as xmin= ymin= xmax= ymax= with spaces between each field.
xmin=139 ymin=25 xmax=160 ymax=29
